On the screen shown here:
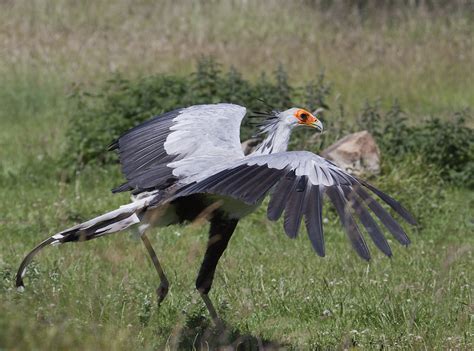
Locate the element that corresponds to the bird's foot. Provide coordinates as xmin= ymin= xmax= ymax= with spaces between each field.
xmin=156 ymin=280 xmax=169 ymax=305
xmin=199 ymin=292 xmax=224 ymax=330
xmin=211 ymin=315 xmax=224 ymax=331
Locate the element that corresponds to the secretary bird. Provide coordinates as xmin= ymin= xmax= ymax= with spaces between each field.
xmin=16 ymin=103 xmax=416 ymax=324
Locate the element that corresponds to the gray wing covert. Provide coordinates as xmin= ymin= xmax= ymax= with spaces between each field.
xmin=109 ymin=103 xmax=247 ymax=193
xmin=170 ymin=151 xmax=417 ymax=260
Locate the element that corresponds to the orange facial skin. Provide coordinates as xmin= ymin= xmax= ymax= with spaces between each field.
xmin=294 ymin=108 xmax=318 ymax=126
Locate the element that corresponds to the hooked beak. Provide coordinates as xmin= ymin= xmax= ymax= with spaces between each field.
xmin=309 ymin=119 xmax=323 ymax=132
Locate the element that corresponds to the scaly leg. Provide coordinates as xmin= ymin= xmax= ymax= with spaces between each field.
xmin=141 ymin=233 xmax=169 ymax=305
xmin=195 ymin=214 xmax=238 ymax=326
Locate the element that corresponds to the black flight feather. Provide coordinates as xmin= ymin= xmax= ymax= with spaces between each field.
xmin=326 ymin=186 xmax=371 ymax=261
xmin=360 ymin=180 xmax=417 ymax=225
xmin=283 ymin=176 xmax=308 ymax=238
xmin=304 ymin=185 xmax=325 ymax=257
xmin=355 ymin=186 xmax=411 ymax=246
xmin=209 ymin=165 xmax=261 ymax=194
xmin=267 ymin=170 xmax=297 ymax=221
xmin=110 ymin=109 xmax=181 ymax=193
xmin=226 ymin=166 xmax=271 ymax=198
xmin=341 ymin=185 xmax=392 ymax=257
xmin=228 ymin=167 xmax=284 ymax=204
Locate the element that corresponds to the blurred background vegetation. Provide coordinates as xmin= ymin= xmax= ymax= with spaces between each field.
xmin=1 ymin=0 xmax=473 ymax=172
xmin=0 ymin=1 xmax=472 ymax=350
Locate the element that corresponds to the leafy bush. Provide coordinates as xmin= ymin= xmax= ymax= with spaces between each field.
xmin=63 ymin=58 xmax=472 ymax=188
xmin=358 ymin=101 xmax=473 ymax=188
xmin=65 ymin=74 xmax=189 ymax=166
xmin=63 ymin=57 xmax=331 ymax=168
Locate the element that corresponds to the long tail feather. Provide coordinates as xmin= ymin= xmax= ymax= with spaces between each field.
xmin=15 ymin=196 xmax=156 ymax=289
xmin=16 ymin=236 xmax=57 ymax=289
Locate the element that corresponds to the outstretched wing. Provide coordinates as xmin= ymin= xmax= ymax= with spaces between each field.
xmin=109 ymin=103 xmax=247 ymax=193
xmin=170 ymin=151 xmax=417 ymax=260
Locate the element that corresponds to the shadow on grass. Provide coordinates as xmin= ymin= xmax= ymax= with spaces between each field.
xmin=174 ymin=313 xmax=284 ymax=350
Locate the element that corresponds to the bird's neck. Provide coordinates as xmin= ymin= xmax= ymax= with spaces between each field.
xmin=252 ymin=123 xmax=292 ymax=155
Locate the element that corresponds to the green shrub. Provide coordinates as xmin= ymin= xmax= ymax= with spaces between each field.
xmin=63 ymin=58 xmax=472 ymax=188
xmin=64 ymin=74 xmax=189 ymax=167
xmin=358 ymin=101 xmax=473 ymax=188
xmin=62 ymin=57 xmax=331 ymax=169
xmin=416 ymin=112 xmax=473 ymax=187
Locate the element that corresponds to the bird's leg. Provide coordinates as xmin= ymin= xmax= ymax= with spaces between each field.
xmin=195 ymin=215 xmax=238 ymax=327
xmin=141 ymin=233 xmax=169 ymax=305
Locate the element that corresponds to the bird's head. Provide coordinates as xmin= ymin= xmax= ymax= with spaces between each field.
xmin=280 ymin=107 xmax=324 ymax=132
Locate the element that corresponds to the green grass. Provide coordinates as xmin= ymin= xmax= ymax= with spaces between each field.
xmin=0 ymin=161 xmax=472 ymax=350
xmin=0 ymin=1 xmax=472 ymax=349
xmin=0 ymin=70 xmax=68 ymax=173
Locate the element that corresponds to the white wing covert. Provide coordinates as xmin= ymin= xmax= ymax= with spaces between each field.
xmin=170 ymin=151 xmax=417 ymax=260
xmin=109 ymin=103 xmax=246 ymax=193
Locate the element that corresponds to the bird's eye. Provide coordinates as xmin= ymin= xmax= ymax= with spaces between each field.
xmin=299 ymin=113 xmax=308 ymax=121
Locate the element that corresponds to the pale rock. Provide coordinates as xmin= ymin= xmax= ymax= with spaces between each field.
xmin=321 ymin=131 xmax=380 ymax=176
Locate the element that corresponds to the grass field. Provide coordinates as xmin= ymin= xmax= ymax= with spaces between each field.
xmin=0 ymin=1 xmax=473 ymax=350
xmin=0 ymin=159 xmax=472 ymax=350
